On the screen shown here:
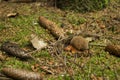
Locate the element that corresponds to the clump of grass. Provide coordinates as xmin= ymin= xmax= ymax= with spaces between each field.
xmin=66 ymin=13 xmax=86 ymax=26
xmin=2 ymin=57 xmax=32 ymax=70
xmin=0 ymin=23 xmax=5 ymax=30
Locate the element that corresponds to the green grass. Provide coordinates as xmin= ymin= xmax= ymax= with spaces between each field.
xmin=66 ymin=12 xmax=86 ymax=26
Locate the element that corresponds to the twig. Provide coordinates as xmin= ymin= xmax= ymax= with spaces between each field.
xmin=89 ymin=43 xmax=106 ymax=47
xmin=26 ymin=28 xmax=102 ymax=55
xmin=54 ymin=46 xmax=74 ymax=80
xmin=67 ymin=59 xmax=84 ymax=72
xmin=40 ymin=66 xmax=54 ymax=75
xmin=27 ymin=53 xmax=55 ymax=75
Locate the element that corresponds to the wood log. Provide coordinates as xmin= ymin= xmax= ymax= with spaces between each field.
xmin=105 ymin=44 xmax=120 ymax=57
xmin=38 ymin=16 xmax=64 ymax=39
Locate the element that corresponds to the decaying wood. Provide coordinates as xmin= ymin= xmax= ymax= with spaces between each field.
xmin=38 ymin=16 xmax=65 ymax=39
xmin=105 ymin=44 xmax=120 ymax=57
xmin=1 ymin=67 xmax=42 ymax=80
xmin=1 ymin=41 xmax=32 ymax=59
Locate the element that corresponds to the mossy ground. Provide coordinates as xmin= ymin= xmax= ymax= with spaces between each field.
xmin=0 ymin=1 xmax=120 ymax=80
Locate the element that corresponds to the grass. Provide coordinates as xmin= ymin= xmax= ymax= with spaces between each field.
xmin=66 ymin=12 xmax=86 ymax=26
xmin=0 ymin=1 xmax=120 ymax=80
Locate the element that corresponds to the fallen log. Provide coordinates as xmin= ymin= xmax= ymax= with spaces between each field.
xmin=105 ymin=44 xmax=120 ymax=57
xmin=38 ymin=16 xmax=65 ymax=39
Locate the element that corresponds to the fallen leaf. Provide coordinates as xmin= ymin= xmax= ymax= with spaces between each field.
xmin=30 ymin=34 xmax=47 ymax=50
xmin=40 ymin=66 xmax=54 ymax=74
xmin=64 ymin=45 xmax=78 ymax=53
xmin=7 ymin=12 xmax=18 ymax=18
xmin=31 ymin=64 xmax=39 ymax=72
xmin=90 ymin=74 xmax=103 ymax=80
xmin=71 ymin=46 xmax=78 ymax=54
xmin=99 ymin=24 xmax=106 ymax=29
xmin=64 ymin=45 xmax=72 ymax=51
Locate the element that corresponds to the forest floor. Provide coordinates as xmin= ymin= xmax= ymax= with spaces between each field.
xmin=0 ymin=0 xmax=120 ymax=80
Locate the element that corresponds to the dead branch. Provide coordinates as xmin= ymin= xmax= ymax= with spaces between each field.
xmin=53 ymin=45 xmax=74 ymax=79
xmin=40 ymin=66 xmax=54 ymax=75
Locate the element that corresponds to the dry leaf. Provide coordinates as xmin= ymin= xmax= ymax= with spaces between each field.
xmin=7 ymin=13 xmax=18 ymax=18
xmin=96 ymin=20 xmax=106 ymax=29
xmin=64 ymin=45 xmax=78 ymax=53
xmin=31 ymin=64 xmax=39 ymax=72
xmin=90 ymin=74 xmax=103 ymax=80
xmin=40 ymin=66 xmax=54 ymax=74
xmin=99 ymin=24 xmax=106 ymax=29
xmin=30 ymin=34 xmax=47 ymax=50
xmin=64 ymin=45 xmax=73 ymax=51
xmin=71 ymin=46 xmax=78 ymax=54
